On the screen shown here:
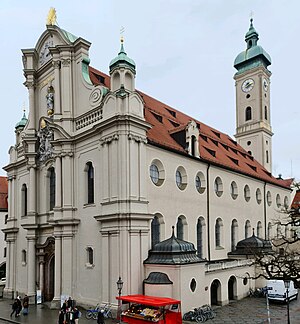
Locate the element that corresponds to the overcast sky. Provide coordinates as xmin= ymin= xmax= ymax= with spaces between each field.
xmin=0 ymin=0 xmax=299 ymax=181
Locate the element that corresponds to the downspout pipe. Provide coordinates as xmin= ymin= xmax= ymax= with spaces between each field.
xmin=207 ymin=163 xmax=211 ymax=261
xmin=264 ymin=182 xmax=267 ymax=239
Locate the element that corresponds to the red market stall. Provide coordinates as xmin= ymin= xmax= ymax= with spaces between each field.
xmin=116 ymin=294 xmax=182 ymax=324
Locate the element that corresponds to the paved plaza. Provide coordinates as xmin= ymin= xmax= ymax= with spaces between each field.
xmin=0 ymin=295 xmax=300 ymax=323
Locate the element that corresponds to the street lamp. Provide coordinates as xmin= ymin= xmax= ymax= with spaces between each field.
xmin=284 ymin=280 xmax=290 ymax=324
xmin=117 ymin=276 xmax=123 ymax=324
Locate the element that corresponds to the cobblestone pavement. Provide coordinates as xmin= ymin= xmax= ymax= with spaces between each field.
xmin=184 ymin=296 xmax=300 ymax=324
xmin=1 ymin=295 xmax=300 ymax=323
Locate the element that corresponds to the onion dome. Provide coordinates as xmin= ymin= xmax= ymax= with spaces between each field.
xmin=144 ymin=226 xmax=204 ymax=265
xmin=15 ymin=111 xmax=28 ymax=130
xmin=234 ymin=18 xmax=271 ymax=74
xmin=229 ymin=229 xmax=273 ymax=256
xmin=109 ymin=38 xmax=136 ymax=74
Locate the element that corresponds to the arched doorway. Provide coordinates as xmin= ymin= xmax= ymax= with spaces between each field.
xmin=0 ymin=262 xmax=6 ymax=279
xmin=228 ymin=276 xmax=237 ymax=301
xmin=37 ymin=237 xmax=55 ymax=301
xmin=211 ymin=279 xmax=221 ymax=305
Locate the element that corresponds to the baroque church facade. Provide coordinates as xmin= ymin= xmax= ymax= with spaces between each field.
xmin=3 ymin=17 xmax=292 ymax=312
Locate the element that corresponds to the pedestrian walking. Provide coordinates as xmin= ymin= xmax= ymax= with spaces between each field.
xmin=10 ymin=299 xmax=19 ymax=317
xmin=97 ymin=309 xmax=105 ymax=324
xmin=58 ymin=310 xmax=65 ymax=324
xmin=67 ymin=296 xmax=73 ymax=309
xmin=73 ymin=306 xmax=81 ymax=324
xmin=16 ymin=296 xmax=22 ymax=317
xmin=23 ymin=294 xmax=29 ymax=315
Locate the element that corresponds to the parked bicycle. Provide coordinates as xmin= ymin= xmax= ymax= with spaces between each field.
xmin=248 ymin=287 xmax=267 ymax=298
xmin=86 ymin=304 xmax=100 ymax=320
xmin=183 ymin=304 xmax=216 ymax=322
xmin=85 ymin=303 xmax=113 ymax=320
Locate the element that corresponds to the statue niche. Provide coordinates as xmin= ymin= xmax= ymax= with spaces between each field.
xmin=46 ymin=86 xmax=54 ymax=116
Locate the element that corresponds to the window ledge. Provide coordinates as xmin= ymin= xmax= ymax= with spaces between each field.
xmin=215 ymin=246 xmax=224 ymax=250
xmin=83 ymin=203 xmax=96 ymax=208
xmin=85 ymin=263 xmax=95 ymax=269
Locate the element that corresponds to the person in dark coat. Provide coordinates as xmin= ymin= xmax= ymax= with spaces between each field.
xmin=58 ymin=310 xmax=65 ymax=324
xmin=23 ymin=294 xmax=29 ymax=315
xmin=10 ymin=299 xmax=18 ymax=317
xmin=16 ymin=297 xmax=22 ymax=317
xmin=97 ymin=309 xmax=105 ymax=324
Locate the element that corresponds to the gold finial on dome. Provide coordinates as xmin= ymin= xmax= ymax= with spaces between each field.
xmin=46 ymin=7 xmax=57 ymax=26
xmin=120 ymin=26 xmax=125 ymax=43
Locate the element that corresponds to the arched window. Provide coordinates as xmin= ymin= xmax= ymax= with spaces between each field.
xmin=245 ymin=220 xmax=251 ymax=238
xmin=257 ymin=221 xmax=262 ymax=238
xmin=151 ymin=215 xmax=160 ymax=248
xmin=177 ymin=217 xmax=184 ymax=240
xmin=21 ymin=184 xmax=28 ymax=216
xmin=266 ymin=151 xmax=269 ymax=164
xmin=264 ymin=106 xmax=268 ymax=120
xmin=267 ymin=222 xmax=272 ymax=240
xmin=215 ymin=218 xmax=223 ymax=247
xmin=21 ymin=249 xmax=27 ymax=265
xmin=87 ymin=162 xmax=94 ymax=204
xmin=86 ymin=247 xmax=94 ymax=265
xmin=49 ymin=168 xmax=55 ymax=211
xmin=231 ymin=219 xmax=238 ymax=251
xmin=197 ymin=218 xmax=205 ymax=258
xmin=245 ymin=107 xmax=252 ymax=121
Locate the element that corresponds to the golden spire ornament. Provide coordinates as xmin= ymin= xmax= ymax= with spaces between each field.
xmin=46 ymin=7 xmax=57 ymax=25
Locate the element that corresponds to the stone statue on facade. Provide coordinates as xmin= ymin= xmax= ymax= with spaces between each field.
xmin=37 ymin=120 xmax=54 ymax=162
xmin=46 ymin=86 xmax=54 ymax=116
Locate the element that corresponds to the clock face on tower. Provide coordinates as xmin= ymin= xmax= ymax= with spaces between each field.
xmin=241 ymin=79 xmax=254 ymax=92
xmin=39 ymin=39 xmax=54 ymax=66
xmin=263 ymin=78 xmax=268 ymax=91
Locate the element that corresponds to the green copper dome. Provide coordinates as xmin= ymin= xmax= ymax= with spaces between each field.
xmin=109 ymin=41 xmax=136 ymax=74
xmin=234 ymin=19 xmax=271 ymax=74
xmin=15 ymin=112 xmax=28 ymax=130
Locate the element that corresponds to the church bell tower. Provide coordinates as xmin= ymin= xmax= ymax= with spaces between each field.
xmin=234 ymin=19 xmax=273 ymax=173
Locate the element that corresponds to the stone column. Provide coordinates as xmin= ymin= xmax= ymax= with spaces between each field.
xmin=61 ymin=234 xmax=73 ymax=296
xmin=55 ymin=155 xmax=62 ymax=208
xmin=62 ymin=153 xmax=73 ymax=214
xmin=39 ymin=261 xmax=45 ymax=295
xmin=52 ymin=234 xmax=62 ymax=308
xmin=26 ymin=81 xmax=36 ymax=130
xmin=27 ymin=237 xmax=36 ymax=297
xmin=5 ymin=241 xmax=11 ymax=290
xmin=7 ymin=177 xmax=12 ymax=220
xmin=28 ymin=166 xmax=36 ymax=215
xmin=53 ymin=60 xmax=61 ymax=115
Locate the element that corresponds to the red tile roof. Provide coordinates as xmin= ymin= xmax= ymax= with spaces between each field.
xmin=0 ymin=176 xmax=8 ymax=210
xmin=291 ymin=190 xmax=300 ymax=209
xmin=88 ymin=67 xmax=290 ymax=189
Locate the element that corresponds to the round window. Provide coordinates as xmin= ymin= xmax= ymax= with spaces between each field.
xmin=195 ymin=172 xmax=206 ymax=194
xmin=175 ymin=166 xmax=187 ymax=190
xmin=190 ymin=278 xmax=197 ymax=292
xmin=150 ymin=164 xmax=159 ymax=184
xmin=214 ymin=177 xmax=223 ymax=197
xmin=244 ymin=185 xmax=250 ymax=202
xmin=256 ymin=188 xmax=262 ymax=204
xmin=149 ymin=159 xmax=165 ymax=186
xmin=267 ymin=191 xmax=272 ymax=206
xmin=230 ymin=181 xmax=238 ymax=200
xmin=176 ymin=170 xmax=182 ymax=188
